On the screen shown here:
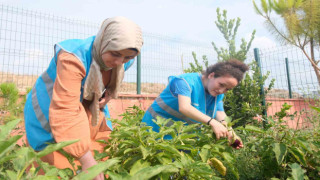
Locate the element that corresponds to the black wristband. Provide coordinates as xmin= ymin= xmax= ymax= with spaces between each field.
xmin=207 ymin=118 xmax=213 ymax=125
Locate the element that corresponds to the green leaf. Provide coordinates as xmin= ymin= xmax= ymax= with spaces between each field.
xmin=310 ymin=105 xmax=320 ymax=112
xmin=294 ymin=138 xmax=312 ymax=154
xmin=242 ymin=125 xmax=264 ymax=133
xmin=139 ymin=145 xmax=151 ymax=160
xmin=289 ymin=163 xmax=305 ymax=180
xmin=73 ymin=158 xmax=120 ymax=180
xmin=221 ymin=152 xmax=234 ymax=163
xmin=0 ymin=154 xmax=16 ymax=164
xmin=33 ymin=176 xmax=60 ymax=180
xmin=124 ymin=148 xmax=134 ymax=155
xmin=261 ymin=0 xmax=269 ymax=13
xmin=131 ymin=165 xmax=178 ymax=179
xmin=273 ymin=143 xmax=287 ymax=165
xmin=13 ymin=147 xmax=36 ymax=171
xmin=0 ymin=135 xmax=22 ymax=159
xmin=0 ymin=119 xmax=21 ymax=141
xmin=6 ymin=170 xmax=17 ymax=180
xmin=58 ymin=168 xmax=74 ymax=179
xmin=199 ymin=147 xmax=210 ymax=163
xmin=107 ymin=171 xmax=131 ymax=180
xmin=289 ymin=147 xmax=307 ymax=167
xmin=36 ymin=140 xmax=79 ymax=158
xmin=179 ymin=133 xmax=197 ymax=140
xmin=130 ymin=159 xmax=151 ymax=175
xmin=155 ymin=153 xmax=172 ymax=164
xmin=155 ymin=144 xmax=181 ymax=156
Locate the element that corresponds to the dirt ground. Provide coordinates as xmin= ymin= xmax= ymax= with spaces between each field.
xmin=0 ymin=72 xmax=166 ymax=94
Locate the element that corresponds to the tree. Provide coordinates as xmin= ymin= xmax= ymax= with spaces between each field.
xmin=212 ymin=8 xmax=255 ymax=62
xmin=253 ymin=0 xmax=320 ymax=85
xmin=184 ymin=8 xmax=274 ymax=127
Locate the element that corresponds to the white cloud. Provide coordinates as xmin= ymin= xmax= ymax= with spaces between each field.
xmin=251 ymin=36 xmax=277 ymax=50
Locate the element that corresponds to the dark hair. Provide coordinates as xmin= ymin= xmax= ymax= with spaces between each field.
xmin=128 ymin=48 xmax=138 ymax=52
xmin=203 ymin=59 xmax=249 ymax=82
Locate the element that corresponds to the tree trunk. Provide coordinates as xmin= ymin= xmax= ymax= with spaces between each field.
xmin=312 ymin=64 xmax=320 ymax=86
xmin=309 ymin=40 xmax=320 ymax=86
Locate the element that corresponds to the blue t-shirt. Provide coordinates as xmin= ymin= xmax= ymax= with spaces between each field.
xmin=169 ymin=78 xmax=224 ymax=112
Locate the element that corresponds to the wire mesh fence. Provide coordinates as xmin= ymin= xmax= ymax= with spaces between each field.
xmin=0 ymin=4 xmax=217 ymax=94
xmin=0 ymin=4 xmax=319 ymax=127
xmin=0 ymin=4 xmax=98 ymax=92
xmin=248 ymin=45 xmax=320 ymax=128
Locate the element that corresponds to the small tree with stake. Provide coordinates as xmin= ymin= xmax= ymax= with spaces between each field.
xmin=184 ymin=8 xmax=274 ymax=127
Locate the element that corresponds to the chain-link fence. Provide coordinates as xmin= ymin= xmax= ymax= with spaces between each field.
xmin=248 ymin=46 xmax=320 ymax=128
xmin=0 ymin=4 xmax=217 ymax=95
xmin=1 ymin=4 xmax=319 ymax=126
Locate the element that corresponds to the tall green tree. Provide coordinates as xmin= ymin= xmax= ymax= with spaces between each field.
xmin=212 ymin=8 xmax=255 ymax=62
xmin=253 ymin=0 xmax=320 ymax=85
xmin=184 ymin=8 xmax=274 ymax=127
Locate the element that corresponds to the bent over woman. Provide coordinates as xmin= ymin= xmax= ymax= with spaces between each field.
xmin=142 ymin=59 xmax=248 ymax=146
xmin=24 ymin=16 xmax=143 ymax=179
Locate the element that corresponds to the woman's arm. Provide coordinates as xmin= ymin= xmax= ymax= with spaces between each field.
xmin=216 ymin=111 xmax=227 ymax=125
xmin=178 ymin=95 xmax=230 ymax=139
xmin=49 ymin=51 xmax=103 ymax=179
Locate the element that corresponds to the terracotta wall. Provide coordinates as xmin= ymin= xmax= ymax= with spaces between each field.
xmin=109 ymin=95 xmax=316 ymax=129
xmin=108 ymin=94 xmax=157 ymax=119
xmin=10 ymin=93 xmax=316 ymax=129
xmin=265 ymin=98 xmax=316 ymax=129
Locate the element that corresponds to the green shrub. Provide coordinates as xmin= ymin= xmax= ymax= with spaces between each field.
xmin=0 ymin=83 xmax=19 ymax=110
xmin=224 ymin=63 xmax=274 ymax=127
xmin=235 ymin=104 xmax=320 ymax=179
xmin=101 ymin=106 xmax=241 ymax=179
xmin=183 ymin=8 xmax=274 ymax=127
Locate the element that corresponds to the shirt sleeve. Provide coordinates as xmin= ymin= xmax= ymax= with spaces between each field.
xmin=216 ymin=101 xmax=224 ymax=111
xmin=169 ymin=78 xmax=191 ymax=97
xmin=49 ymin=50 xmax=91 ymax=159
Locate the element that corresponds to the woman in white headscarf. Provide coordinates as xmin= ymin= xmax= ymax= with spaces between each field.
xmin=24 ymin=16 xmax=143 ymax=178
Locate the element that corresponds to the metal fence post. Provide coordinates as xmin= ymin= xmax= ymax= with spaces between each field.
xmin=254 ymin=48 xmax=267 ymax=120
xmin=137 ymin=53 xmax=141 ymax=94
xmin=285 ymin=58 xmax=292 ymax=98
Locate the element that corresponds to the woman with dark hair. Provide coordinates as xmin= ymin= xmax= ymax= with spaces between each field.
xmin=24 ymin=16 xmax=143 ymax=179
xmin=142 ymin=59 xmax=248 ymax=147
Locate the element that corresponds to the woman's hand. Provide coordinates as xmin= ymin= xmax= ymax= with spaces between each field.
xmin=79 ymin=151 xmax=104 ymax=180
xmin=99 ymin=90 xmax=112 ymax=109
xmin=228 ymin=130 xmax=244 ymax=149
xmin=209 ymin=120 xmax=231 ymax=139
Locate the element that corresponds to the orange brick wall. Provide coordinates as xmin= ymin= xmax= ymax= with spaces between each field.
xmin=109 ymin=95 xmax=316 ymax=129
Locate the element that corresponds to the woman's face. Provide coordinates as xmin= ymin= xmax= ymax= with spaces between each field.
xmin=205 ymin=73 xmax=238 ymax=96
xmin=101 ymin=49 xmax=138 ymax=68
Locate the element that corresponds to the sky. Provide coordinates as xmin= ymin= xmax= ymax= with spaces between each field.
xmin=3 ymin=0 xmax=318 ymax=95
xmin=0 ymin=0 xmax=278 ymax=49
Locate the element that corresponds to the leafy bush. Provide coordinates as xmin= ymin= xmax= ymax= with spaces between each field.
xmin=235 ymin=104 xmax=320 ymax=179
xmin=0 ymin=119 xmax=119 ymax=180
xmin=224 ymin=63 xmax=274 ymax=127
xmin=183 ymin=8 xmax=274 ymax=127
xmin=0 ymin=83 xmax=19 ymax=110
xmin=100 ymin=106 xmax=242 ymax=179
xmin=0 ymin=83 xmax=27 ymax=123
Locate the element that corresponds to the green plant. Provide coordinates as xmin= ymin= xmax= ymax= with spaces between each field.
xmin=0 ymin=118 xmax=118 ymax=179
xmin=224 ymin=63 xmax=274 ymax=127
xmin=0 ymin=83 xmax=24 ymax=123
xmin=100 ymin=106 xmax=242 ymax=179
xmin=253 ymin=0 xmax=320 ymax=85
xmin=183 ymin=8 xmax=274 ymax=127
xmin=0 ymin=83 xmax=19 ymax=110
xmin=235 ymin=104 xmax=320 ymax=179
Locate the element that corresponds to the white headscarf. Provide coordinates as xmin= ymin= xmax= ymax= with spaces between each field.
xmin=83 ymin=16 xmax=143 ymax=126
